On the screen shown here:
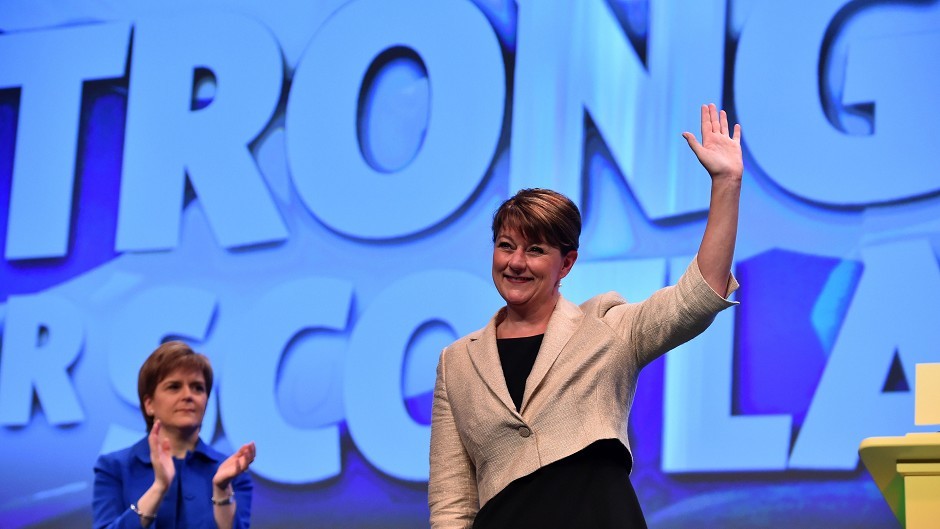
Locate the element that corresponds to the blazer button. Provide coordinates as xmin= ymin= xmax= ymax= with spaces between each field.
xmin=518 ymin=426 xmax=531 ymax=438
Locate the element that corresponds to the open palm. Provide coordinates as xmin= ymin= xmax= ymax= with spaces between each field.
xmin=213 ymin=441 xmax=256 ymax=489
xmin=148 ymin=420 xmax=176 ymax=487
xmin=682 ymin=103 xmax=742 ymax=183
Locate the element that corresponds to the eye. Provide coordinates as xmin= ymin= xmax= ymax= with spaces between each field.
xmin=192 ymin=383 xmax=207 ymax=394
xmin=497 ymin=241 xmax=513 ymax=250
xmin=527 ymin=245 xmax=546 ymax=255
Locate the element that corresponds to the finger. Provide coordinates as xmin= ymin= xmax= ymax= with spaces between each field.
xmin=682 ymin=132 xmax=702 ymax=156
xmin=149 ymin=421 xmax=161 ymax=447
xmin=709 ymin=103 xmax=719 ymax=133
xmin=239 ymin=442 xmax=255 ymax=462
xmin=733 ymin=123 xmax=742 ymax=143
xmin=699 ymin=104 xmax=708 ymax=138
xmin=719 ymin=109 xmax=729 ymax=136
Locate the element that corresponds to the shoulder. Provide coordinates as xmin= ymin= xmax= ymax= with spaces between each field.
xmin=95 ymin=436 xmax=148 ymax=471
xmin=441 ymin=306 xmax=500 ymax=356
xmin=438 ymin=326 xmax=485 ymax=375
xmin=436 ymin=309 xmax=499 ymax=380
xmin=445 ymin=326 xmax=486 ymax=351
xmin=577 ymin=291 xmax=628 ymax=317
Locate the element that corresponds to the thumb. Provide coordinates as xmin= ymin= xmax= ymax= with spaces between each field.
xmin=682 ymin=132 xmax=700 ymax=149
xmin=682 ymin=132 xmax=707 ymax=160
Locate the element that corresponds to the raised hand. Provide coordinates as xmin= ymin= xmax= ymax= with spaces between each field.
xmin=148 ymin=420 xmax=176 ymax=488
xmin=212 ymin=441 xmax=256 ymax=491
xmin=686 ymin=103 xmax=744 ymax=296
xmin=682 ymin=103 xmax=743 ymax=183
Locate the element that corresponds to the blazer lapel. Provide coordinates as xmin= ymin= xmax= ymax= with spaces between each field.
xmin=467 ymin=310 xmax=519 ymax=415
xmin=520 ymin=296 xmax=582 ymax=414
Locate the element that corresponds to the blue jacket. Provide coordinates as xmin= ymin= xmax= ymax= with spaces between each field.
xmin=93 ymin=437 xmax=252 ymax=529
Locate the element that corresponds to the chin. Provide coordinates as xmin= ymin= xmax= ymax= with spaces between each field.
xmin=504 ymin=296 xmax=532 ymax=306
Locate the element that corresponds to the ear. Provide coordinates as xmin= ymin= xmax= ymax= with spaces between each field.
xmin=143 ymin=396 xmax=154 ymax=417
xmin=559 ymin=250 xmax=578 ymax=279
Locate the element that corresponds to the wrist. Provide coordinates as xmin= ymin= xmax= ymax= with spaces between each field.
xmin=710 ymin=177 xmax=742 ymax=198
xmin=150 ymin=481 xmax=169 ymax=496
xmin=711 ymin=173 xmax=742 ymax=187
xmin=211 ymin=491 xmax=235 ymax=506
xmin=130 ymin=503 xmax=157 ymax=522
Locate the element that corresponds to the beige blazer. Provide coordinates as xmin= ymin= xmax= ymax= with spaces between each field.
xmin=428 ymin=257 xmax=738 ymax=528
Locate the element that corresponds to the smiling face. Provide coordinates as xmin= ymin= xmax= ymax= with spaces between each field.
xmin=144 ymin=368 xmax=208 ymax=434
xmin=492 ymin=228 xmax=577 ymax=313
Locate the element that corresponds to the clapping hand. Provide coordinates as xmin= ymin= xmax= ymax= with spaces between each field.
xmin=213 ymin=441 xmax=256 ymax=491
xmin=148 ymin=420 xmax=176 ymax=488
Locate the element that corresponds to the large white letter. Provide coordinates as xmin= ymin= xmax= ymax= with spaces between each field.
xmin=222 ymin=277 xmax=353 ymax=484
xmin=0 ymin=23 xmax=129 ymax=259
xmin=117 ymin=12 xmax=286 ymax=251
xmin=662 ymin=258 xmax=791 ymax=472
xmin=511 ymin=0 xmax=725 ymax=219
xmin=286 ymin=0 xmax=504 ymax=238
xmin=0 ymin=293 xmax=85 ymax=425
xmin=790 ymin=240 xmax=940 ymax=469
xmin=736 ymin=2 xmax=940 ymax=205
xmin=344 ymin=271 xmax=496 ymax=481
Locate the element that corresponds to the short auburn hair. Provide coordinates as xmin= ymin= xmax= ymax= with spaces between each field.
xmin=137 ymin=341 xmax=213 ymax=432
xmin=492 ymin=188 xmax=581 ymax=255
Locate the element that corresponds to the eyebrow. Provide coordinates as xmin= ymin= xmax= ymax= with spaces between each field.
xmin=161 ymin=376 xmax=204 ymax=385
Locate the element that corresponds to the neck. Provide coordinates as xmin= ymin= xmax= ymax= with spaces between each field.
xmin=498 ymin=293 xmax=558 ymax=338
xmin=163 ymin=425 xmax=200 ymax=458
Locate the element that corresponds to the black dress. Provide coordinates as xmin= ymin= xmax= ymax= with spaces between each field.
xmin=472 ymin=335 xmax=648 ymax=529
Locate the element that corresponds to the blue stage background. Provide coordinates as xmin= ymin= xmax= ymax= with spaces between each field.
xmin=2 ymin=0 xmax=940 ymax=527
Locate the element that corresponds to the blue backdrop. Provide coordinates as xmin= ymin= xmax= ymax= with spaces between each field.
xmin=2 ymin=0 xmax=939 ymax=527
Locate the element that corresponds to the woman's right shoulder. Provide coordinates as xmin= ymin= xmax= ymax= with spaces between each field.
xmin=96 ymin=436 xmax=148 ymax=468
xmin=441 ymin=305 xmax=502 ymax=356
xmin=442 ymin=326 xmax=486 ymax=355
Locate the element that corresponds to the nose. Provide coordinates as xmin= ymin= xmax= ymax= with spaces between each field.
xmin=508 ymin=248 xmax=526 ymax=271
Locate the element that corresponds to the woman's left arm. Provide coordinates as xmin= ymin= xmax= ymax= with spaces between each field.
xmin=212 ymin=442 xmax=256 ymax=529
xmin=683 ymin=103 xmax=743 ymax=297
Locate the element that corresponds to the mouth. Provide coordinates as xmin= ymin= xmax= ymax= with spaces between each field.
xmin=504 ymin=275 xmax=532 ymax=284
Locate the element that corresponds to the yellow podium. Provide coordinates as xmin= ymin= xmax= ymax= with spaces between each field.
xmin=859 ymin=364 xmax=940 ymax=528
xmin=859 ymin=433 xmax=940 ymax=528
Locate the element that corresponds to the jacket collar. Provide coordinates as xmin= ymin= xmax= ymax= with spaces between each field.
xmin=467 ymin=295 xmax=583 ymax=416
xmin=132 ymin=435 xmax=223 ymax=465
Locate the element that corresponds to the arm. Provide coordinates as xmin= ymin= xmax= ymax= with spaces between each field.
xmin=212 ymin=441 xmax=256 ymax=529
xmin=133 ymin=421 xmax=175 ymax=526
xmin=429 ymin=350 xmax=479 ymax=529
xmin=683 ymin=103 xmax=743 ymax=297
xmin=93 ymin=425 xmax=174 ymax=529
xmin=614 ymin=257 xmax=738 ymax=368
xmin=229 ymin=469 xmax=254 ymax=529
